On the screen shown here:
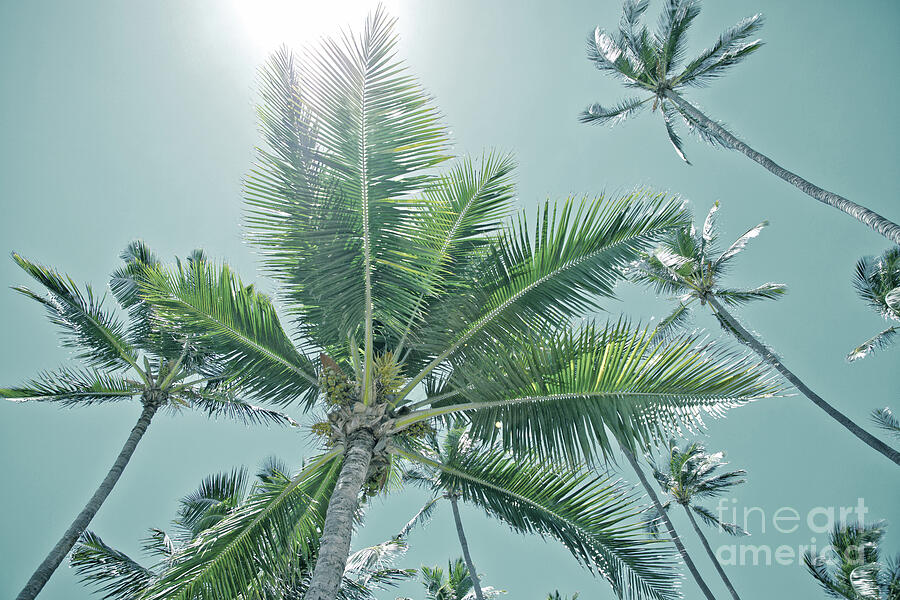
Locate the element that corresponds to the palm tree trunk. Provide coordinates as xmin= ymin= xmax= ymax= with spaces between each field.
xmin=618 ymin=442 xmax=717 ymax=600
xmin=664 ymin=89 xmax=900 ymax=245
xmin=706 ymin=295 xmax=900 ymax=467
xmin=305 ymin=429 xmax=375 ymax=600
xmin=449 ymin=494 xmax=485 ymax=600
xmin=16 ymin=401 xmax=159 ymax=600
xmin=683 ymin=505 xmax=742 ymax=600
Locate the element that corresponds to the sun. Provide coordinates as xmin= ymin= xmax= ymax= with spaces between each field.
xmin=231 ymin=0 xmax=393 ymax=51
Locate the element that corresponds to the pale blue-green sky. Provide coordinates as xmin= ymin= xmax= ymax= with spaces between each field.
xmin=1 ymin=1 xmax=898 ymax=598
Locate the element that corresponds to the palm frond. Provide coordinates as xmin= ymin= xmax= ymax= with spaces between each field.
xmin=403 ymin=191 xmax=687 ymax=397
xmin=142 ymin=450 xmax=341 ymax=600
xmin=138 ymin=259 xmax=318 ymax=407
xmin=714 ymin=221 xmax=768 ymax=267
xmin=580 ymin=97 xmax=649 ymax=126
xmin=690 ymin=504 xmax=746 ymax=536
xmin=661 ymin=102 xmax=689 ymax=163
xmin=178 ymin=388 xmax=300 ymax=428
xmin=655 ymin=0 xmax=701 ymax=73
xmin=871 ymin=407 xmax=900 ymax=439
xmin=653 ymin=302 xmax=692 ymax=340
xmin=714 ymin=283 xmax=787 ymax=306
xmin=400 ymin=321 xmax=779 ymax=466
xmin=413 ymin=445 xmax=681 ymax=600
xmin=71 ymin=531 xmax=155 ymax=600
xmin=677 ymin=14 xmax=764 ymax=86
xmin=0 ymin=367 xmax=139 ymax=406
xmin=397 ymin=496 xmax=442 ymax=539
xmin=848 ymin=327 xmax=899 ymax=362
xmin=12 ymin=253 xmax=139 ymax=371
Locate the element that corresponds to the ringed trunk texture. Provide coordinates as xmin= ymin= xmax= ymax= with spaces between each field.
xmin=450 ymin=495 xmax=485 ymax=600
xmin=665 ymin=90 xmax=900 ymax=245
xmin=16 ymin=401 xmax=158 ymax=600
xmin=683 ymin=505 xmax=742 ymax=600
xmin=619 ymin=443 xmax=717 ymax=600
xmin=706 ymin=295 xmax=900 ymax=467
xmin=304 ymin=429 xmax=375 ymax=600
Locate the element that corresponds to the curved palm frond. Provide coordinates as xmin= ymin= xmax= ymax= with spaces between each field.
xmin=871 ymin=408 xmax=900 ymax=440
xmin=137 ymin=259 xmax=318 ymax=407
xmin=400 ymin=322 xmax=779 ymax=464
xmin=141 ymin=450 xmax=342 ymax=600
xmin=398 ymin=444 xmax=680 ymax=600
xmin=70 ymin=531 xmax=155 ymax=600
xmin=12 ymin=253 xmax=139 ymax=372
xmin=401 ymin=191 xmax=687 ymax=398
xmin=850 ymin=248 xmax=900 ymax=361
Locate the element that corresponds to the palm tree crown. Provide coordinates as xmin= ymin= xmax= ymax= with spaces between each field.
xmin=804 ymin=522 xmax=900 ymax=600
xmin=131 ymin=9 xmax=779 ymax=600
xmin=399 ymin=558 xmax=504 ymax=600
xmin=848 ymin=247 xmax=900 ymax=361
xmin=580 ymin=0 xmax=763 ymax=163
xmin=651 ymin=440 xmax=746 ymax=536
xmin=630 ymin=201 xmax=785 ymax=336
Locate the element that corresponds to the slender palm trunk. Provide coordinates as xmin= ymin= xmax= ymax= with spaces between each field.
xmin=706 ymin=295 xmax=900 ymax=467
xmin=449 ymin=495 xmax=485 ymax=600
xmin=305 ymin=429 xmax=375 ymax=600
xmin=683 ymin=505 xmax=742 ymax=600
xmin=16 ymin=401 xmax=158 ymax=600
xmin=664 ymin=90 xmax=900 ymax=245
xmin=618 ymin=442 xmax=717 ymax=600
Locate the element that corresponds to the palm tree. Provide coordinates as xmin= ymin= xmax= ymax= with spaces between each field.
xmin=71 ymin=461 xmax=414 ymax=600
xmin=848 ymin=247 xmax=900 ymax=361
xmin=3 ymin=243 xmax=294 ymax=600
xmin=650 ymin=441 xmax=748 ymax=600
xmin=134 ymin=10 xmax=780 ymax=600
xmin=804 ymin=521 xmax=900 ymax=599
xmin=398 ymin=426 xmax=680 ymax=600
xmin=398 ymin=558 xmax=504 ymax=600
xmin=630 ymin=202 xmax=900 ymax=467
xmin=580 ymin=0 xmax=900 ymax=244
xmin=546 ymin=593 xmax=579 ymax=600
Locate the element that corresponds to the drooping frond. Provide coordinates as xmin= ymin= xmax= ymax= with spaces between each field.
xmin=142 ymin=450 xmax=341 ymax=600
xmin=871 ymin=407 xmax=900 ymax=439
xmin=403 ymin=191 xmax=687 ymax=397
xmin=580 ymin=97 xmax=649 ymax=126
xmin=71 ymin=531 xmax=155 ymax=600
xmin=690 ymin=505 xmax=746 ymax=537
xmin=138 ymin=259 xmax=318 ymax=407
xmin=176 ymin=387 xmax=300 ymax=428
xmin=714 ymin=283 xmax=787 ymax=306
xmin=0 ymin=367 xmax=139 ymax=406
xmin=661 ymin=102 xmax=689 ymax=163
xmin=12 ymin=253 xmax=138 ymax=371
xmin=401 ymin=322 xmax=779 ymax=465
xmin=418 ymin=446 xmax=681 ymax=600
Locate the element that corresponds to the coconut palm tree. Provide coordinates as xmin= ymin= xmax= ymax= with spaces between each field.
xmin=3 ymin=243 xmax=294 ymax=600
xmin=650 ymin=440 xmax=748 ymax=600
xmin=804 ymin=521 xmax=900 ymax=599
xmin=580 ymin=0 xmax=900 ymax=244
xmin=398 ymin=558 xmax=504 ymax=600
xmin=848 ymin=247 xmax=900 ymax=361
xmin=71 ymin=461 xmax=415 ymax=600
xmin=133 ymin=10 xmax=779 ymax=600
xmin=398 ymin=426 xmax=676 ymax=600
xmin=630 ymin=202 xmax=900 ymax=467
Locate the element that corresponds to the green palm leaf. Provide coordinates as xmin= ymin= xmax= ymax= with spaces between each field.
xmin=70 ymin=531 xmax=154 ymax=600
xmin=12 ymin=253 xmax=139 ymax=371
xmin=141 ymin=449 xmax=341 ymax=600
xmin=137 ymin=259 xmax=318 ymax=407
xmin=0 ymin=367 xmax=139 ymax=406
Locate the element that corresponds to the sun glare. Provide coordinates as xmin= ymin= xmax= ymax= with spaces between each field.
xmin=232 ymin=0 xmax=390 ymax=50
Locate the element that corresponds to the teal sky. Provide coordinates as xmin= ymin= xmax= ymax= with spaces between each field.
xmin=1 ymin=1 xmax=898 ymax=598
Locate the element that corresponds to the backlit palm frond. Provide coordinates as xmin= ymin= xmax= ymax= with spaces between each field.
xmin=661 ymin=101 xmax=689 ymax=163
xmin=676 ymin=13 xmax=764 ymax=87
xmin=0 ymin=367 xmax=139 ymax=406
xmin=587 ymin=27 xmax=647 ymax=87
xmin=580 ymin=97 xmax=649 ymax=126
xmin=396 ymin=152 xmax=517 ymax=351
xmin=402 ymin=321 xmax=779 ymax=466
xmin=850 ymin=248 xmax=900 ymax=361
xmin=848 ymin=327 xmax=899 ymax=363
xmin=175 ymin=467 xmax=251 ymax=541
xmin=713 ymin=221 xmax=768 ymax=268
xmin=417 ymin=446 xmax=681 ymax=600
xmin=109 ymin=240 xmax=171 ymax=354
xmin=12 ymin=253 xmax=138 ymax=371
xmin=655 ymin=0 xmax=701 ymax=74
xmin=138 ymin=259 xmax=318 ymax=407
xmin=142 ymin=450 xmax=341 ymax=600
xmin=294 ymin=6 xmax=449 ymax=359
xmin=71 ymin=531 xmax=155 ymax=600
xmin=403 ymin=191 xmax=687 ymax=396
